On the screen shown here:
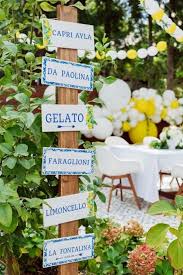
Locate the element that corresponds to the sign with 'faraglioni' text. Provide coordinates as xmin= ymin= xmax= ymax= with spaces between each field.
xmin=42 ymin=19 xmax=94 ymax=51
xmin=41 ymin=57 xmax=93 ymax=91
xmin=41 ymin=104 xmax=94 ymax=132
xmin=43 ymin=234 xmax=94 ymax=268
xmin=43 ymin=192 xmax=95 ymax=227
xmin=42 ymin=147 xmax=95 ymax=175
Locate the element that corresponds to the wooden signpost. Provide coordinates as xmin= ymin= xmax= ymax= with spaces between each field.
xmin=57 ymin=5 xmax=79 ymax=275
xmin=41 ymin=4 xmax=95 ymax=275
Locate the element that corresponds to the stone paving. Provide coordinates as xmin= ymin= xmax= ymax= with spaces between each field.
xmin=96 ymin=181 xmax=179 ymax=232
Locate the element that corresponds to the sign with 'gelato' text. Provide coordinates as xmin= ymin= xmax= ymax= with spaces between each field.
xmin=41 ymin=104 xmax=94 ymax=132
xmin=43 ymin=234 xmax=94 ymax=268
xmin=42 ymin=19 xmax=94 ymax=51
xmin=41 ymin=57 xmax=93 ymax=91
xmin=42 ymin=147 xmax=95 ymax=175
xmin=43 ymin=192 xmax=95 ymax=227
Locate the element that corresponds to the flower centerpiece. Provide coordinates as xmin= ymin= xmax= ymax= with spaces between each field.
xmin=150 ymin=126 xmax=183 ymax=150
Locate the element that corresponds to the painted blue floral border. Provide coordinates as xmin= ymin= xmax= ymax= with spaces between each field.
xmin=42 ymin=147 xmax=95 ymax=175
xmin=43 ymin=234 xmax=95 ymax=268
xmin=41 ymin=56 xmax=94 ymax=91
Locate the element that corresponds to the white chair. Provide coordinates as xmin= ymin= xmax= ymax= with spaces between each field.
xmin=171 ymin=164 xmax=183 ymax=195
xmin=96 ymin=146 xmax=142 ymax=211
xmin=105 ymin=136 xmax=129 ymax=146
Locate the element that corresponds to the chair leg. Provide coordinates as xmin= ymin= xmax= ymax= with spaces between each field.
xmin=120 ymin=179 xmax=123 ymax=201
xmin=127 ymin=174 xmax=141 ymax=210
xmin=176 ymin=178 xmax=181 ymax=188
xmin=107 ymin=180 xmax=114 ymax=212
xmin=115 ymin=189 xmax=118 ymax=196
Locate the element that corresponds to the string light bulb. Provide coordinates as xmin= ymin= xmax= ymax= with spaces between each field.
xmin=171 ymin=12 xmax=176 ymax=18
xmin=178 ymin=20 xmax=182 ymax=26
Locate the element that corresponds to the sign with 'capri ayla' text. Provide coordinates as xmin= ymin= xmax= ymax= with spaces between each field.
xmin=41 ymin=104 xmax=94 ymax=132
xmin=43 ymin=234 xmax=94 ymax=268
xmin=42 ymin=148 xmax=95 ymax=175
xmin=41 ymin=57 xmax=94 ymax=91
xmin=42 ymin=19 xmax=94 ymax=51
xmin=43 ymin=191 xmax=95 ymax=227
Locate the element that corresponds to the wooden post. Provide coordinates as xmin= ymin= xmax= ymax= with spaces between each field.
xmin=56 ymin=5 xmax=78 ymax=275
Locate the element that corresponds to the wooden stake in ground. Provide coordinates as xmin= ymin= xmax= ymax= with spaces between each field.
xmin=57 ymin=5 xmax=78 ymax=275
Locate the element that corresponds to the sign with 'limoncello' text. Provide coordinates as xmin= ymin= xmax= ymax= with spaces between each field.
xmin=41 ymin=57 xmax=93 ymax=91
xmin=41 ymin=104 xmax=94 ymax=132
xmin=43 ymin=234 xmax=94 ymax=268
xmin=42 ymin=19 xmax=94 ymax=51
xmin=43 ymin=192 xmax=95 ymax=227
xmin=42 ymin=148 xmax=95 ymax=175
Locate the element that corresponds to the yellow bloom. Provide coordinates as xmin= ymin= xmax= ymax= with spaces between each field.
xmin=156 ymin=41 xmax=167 ymax=52
xmin=107 ymin=115 xmax=114 ymax=122
xmin=36 ymin=44 xmax=45 ymax=49
xmin=135 ymin=99 xmax=147 ymax=113
xmin=166 ymin=23 xmax=176 ymax=34
xmin=121 ymin=107 xmax=127 ymax=113
xmin=170 ymin=99 xmax=179 ymax=109
xmin=16 ymin=31 xmax=20 ymax=38
xmin=152 ymin=9 xmax=164 ymax=21
xmin=161 ymin=107 xmax=167 ymax=119
xmin=122 ymin=121 xmax=131 ymax=132
xmin=127 ymin=49 xmax=137 ymax=59
xmin=129 ymin=120 xmax=158 ymax=144
xmin=96 ymin=51 xmax=105 ymax=60
xmin=145 ymin=99 xmax=156 ymax=116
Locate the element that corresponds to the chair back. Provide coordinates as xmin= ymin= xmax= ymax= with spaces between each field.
xmin=105 ymin=136 xmax=129 ymax=146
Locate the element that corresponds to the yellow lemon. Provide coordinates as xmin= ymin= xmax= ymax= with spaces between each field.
xmin=166 ymin=23 xmax=176 ymax=34
xmin=161 ymin=107 xmax=168 ymax=119
xmin=170 ymin=99 xmax=179 ymax=109
xmin=36 ymin=44 xmax=45 ymax=49
xmin=122 ymin=121 xmax=131 ymax=132
xmin=152 ymin=9 xmax=164 ymax=21
xmin=96 ymin=51 xmax=105 ymax=60
xmin=129 ymin=120 xmax=158 ymax=144
xmin=156 ymin=41 xmax=167 ymax=52
xmin=127 ymin=49 xmax=137 ymax=59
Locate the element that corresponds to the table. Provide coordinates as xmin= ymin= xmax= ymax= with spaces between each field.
xmin=110 ymin=145 xmax=183 ymax=203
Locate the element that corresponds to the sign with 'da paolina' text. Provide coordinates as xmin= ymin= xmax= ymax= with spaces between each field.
xmin=42 ymin=19 xmax=94 ymax=51
xmin=41 ymin=104 xmax=94 ymax=132
xmin=43 ymin=192 xmax=95 ymax=227
xmin=41 ymin=57 xmax=93 ymax=91
xmin=42 ymin=148 xmax=95 ymax=175
xmin=43 ymin=234 xmax=94 ymax=268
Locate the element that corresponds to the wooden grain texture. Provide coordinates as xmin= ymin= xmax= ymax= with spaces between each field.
xmin=57 ymin=5 xmax=78 ymax=275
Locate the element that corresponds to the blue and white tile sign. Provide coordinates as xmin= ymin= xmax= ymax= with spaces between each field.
xmin=42 ymin=19 xmax=94 ymax=51
xmin=41 ymin=57 xmax=94 ymax=91
xmin=43 ymin=234 xmax=94 ymax=268
xmin=41 ymin=104 xmax=93 ymax=132
xmin=42 ymin=148 xmax=95 ymax=175
xmin=43 ymin=191 xmax=95 ymax=227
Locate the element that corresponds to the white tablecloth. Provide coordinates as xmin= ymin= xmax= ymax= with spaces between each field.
xmin=110 ymin=145 xmax=183 ymax=203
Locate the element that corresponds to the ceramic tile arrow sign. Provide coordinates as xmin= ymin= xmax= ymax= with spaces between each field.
xmin=43 ymin=192 xmax=95 ymax=227
xmin=42 ymin=19 xmax=94 ymax=51
xmin=41 ymin=57 xmax=93 ymax=91
xmin=42 ymin=148 xmax=95 ymax=175
xmin=41 ymin=104 xmax=94 ymax=132
xmin=43 ymin=234 xmax=94 ymax=268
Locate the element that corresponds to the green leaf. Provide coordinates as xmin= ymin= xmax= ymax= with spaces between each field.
xmin=148 ymin=200 xmax=176 ymax=215
xmin=24 ymin=112 xmax=35 ymax=128
xmin=14 ymin=144 xmax=28 ymax=156
xmin=168 ymin=239 xmax=183 ymax=270
xmin=89 ymin=98 xmax=104 ymax=107
xmin=97 ymin=191 xmax=106 ymax=203
xmin=0 ymin=143 xmax=13 ymax=155
xmin=169 ymin=227 xmax=179 ymax=237
xmin=104 ymin=76 xmax=117 ymax=84
xmin=40 ymin=2 xmax=56 ymax=11
xmin=72 ymin=1 xmax=85 ymax=10
xmin=4 ymin=130 xmax=14 ymax=145
xmin=0 ymin=9 xmax=5 ymax=20
xmin=2 ymin=157 xmax=17 ymax=169
xmin=0 ymin=203 xmax=12 ymax=227
xmin=25 ymin=198 xmax=42 ymax=208
xmin=3 ymin=41 xmax=17 ymax=56
xmin=0 ymin=211 xmax=18 ymax=233
xmin=146 ymin=223 xmax=170 ymax=249
xmin=14 ymin=93 xmax=29 ymax=104
xmin=26 ymin=172 xmax=41 ymax=185
xmin=175 ymin=195 xmax=183 ymax=210
xmin=18 ymin=158 xmax=35 ymax=170
xmin=94 ymin=80 xmax=103 ymax=92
